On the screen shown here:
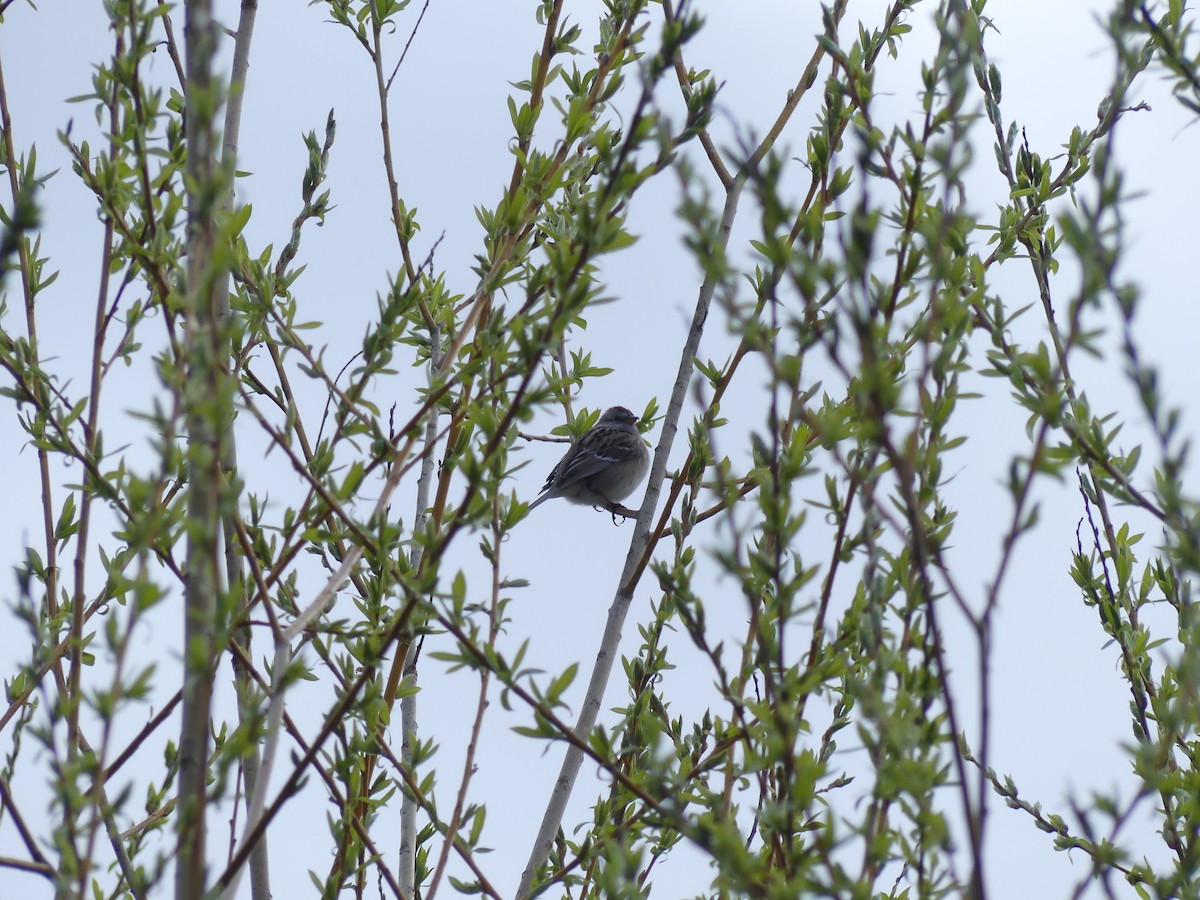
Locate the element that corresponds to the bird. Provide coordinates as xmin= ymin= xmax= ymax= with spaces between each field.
xmin=527 ymin=406 xmax=650 ymax=512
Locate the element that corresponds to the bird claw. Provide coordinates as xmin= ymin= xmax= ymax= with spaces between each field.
xmin=599 ymin=500 xmax=639 ymax=523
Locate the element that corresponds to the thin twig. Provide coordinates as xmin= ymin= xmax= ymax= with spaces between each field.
xmin=386 ymin=0 xmax=431 ymax=92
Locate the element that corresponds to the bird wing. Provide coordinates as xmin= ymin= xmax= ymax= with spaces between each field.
xmin=547 ymin=442 xmax=614 ymax=488
xmin=529 ymin=444 xmax=607 ymax=509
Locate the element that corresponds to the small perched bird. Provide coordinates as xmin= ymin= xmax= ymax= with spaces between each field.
xmin=527 ymin=406 xmax=649 ymax=512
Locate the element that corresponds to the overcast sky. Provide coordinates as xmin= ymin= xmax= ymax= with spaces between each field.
xmin=2 ymin=1 xmax=1199 ymax=897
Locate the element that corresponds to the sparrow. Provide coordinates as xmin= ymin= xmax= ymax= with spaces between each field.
xmin=527 ymin=406 xmax=649 ymax=512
